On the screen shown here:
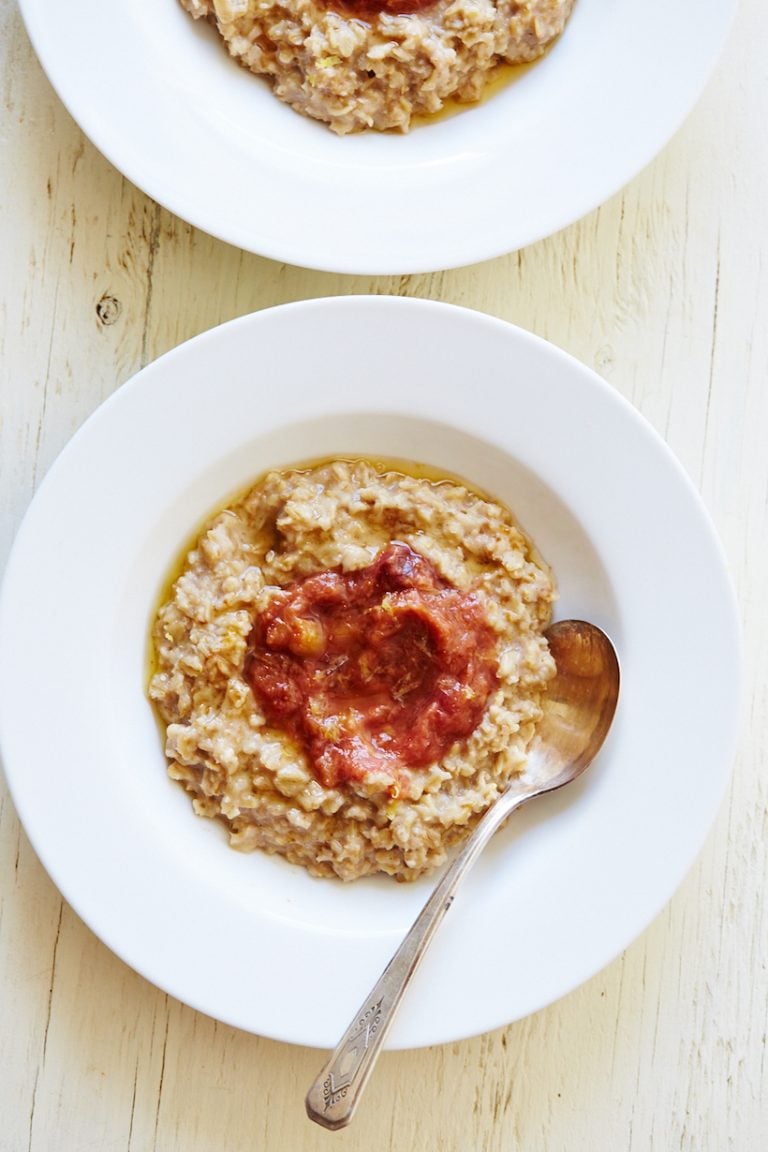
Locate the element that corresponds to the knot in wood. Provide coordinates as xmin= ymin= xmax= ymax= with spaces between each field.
xmin=96 ymin=293 xmax=122 ymax=326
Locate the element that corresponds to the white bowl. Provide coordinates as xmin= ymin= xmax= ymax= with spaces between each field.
xmin=18 ymin=0 xmax=737 ymax=273
xmin=0 ymin=297 xmax=741 ymax=1047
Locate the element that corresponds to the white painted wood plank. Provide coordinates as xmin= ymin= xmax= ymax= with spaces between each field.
xmin=1 ymin=0 xmax=765 ymax=1149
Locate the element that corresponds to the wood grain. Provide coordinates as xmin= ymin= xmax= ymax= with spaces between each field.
xmin=1 ymin=1 xmax=765 ymax=1148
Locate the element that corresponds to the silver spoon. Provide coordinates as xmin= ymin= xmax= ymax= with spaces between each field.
xmin=305 ymin=619 xmax=620 ymax=1131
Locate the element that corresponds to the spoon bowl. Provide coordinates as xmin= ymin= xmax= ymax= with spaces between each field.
xmin=306 ymin=619 xmax=620 ymax=1130
xmin=526 ymin=619 xmax=621 ymax=791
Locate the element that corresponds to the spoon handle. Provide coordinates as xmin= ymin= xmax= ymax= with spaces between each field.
xmin=305 ymin=783 xmax=535 ymax=1130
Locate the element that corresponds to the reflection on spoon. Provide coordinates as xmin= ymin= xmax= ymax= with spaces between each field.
xmin=305 ymin=619 xmax=620 ymax=1131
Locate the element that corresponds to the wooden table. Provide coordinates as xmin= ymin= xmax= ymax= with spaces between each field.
xmin=1 ymin=2 xmax=765 ymax=1147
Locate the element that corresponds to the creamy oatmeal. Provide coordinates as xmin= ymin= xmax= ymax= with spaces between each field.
xmin=180 ymin=0 xmax=576 ymax=134
xmin=149 ymin=460 xmax=556 ymax=881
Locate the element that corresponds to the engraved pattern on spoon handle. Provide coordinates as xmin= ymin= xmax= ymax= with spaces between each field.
xmin=305 ymin=784 xmax=536 ymax=1130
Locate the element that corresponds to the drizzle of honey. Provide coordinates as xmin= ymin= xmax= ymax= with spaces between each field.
xmin=411 ymin=58 xmax=537 ymax=129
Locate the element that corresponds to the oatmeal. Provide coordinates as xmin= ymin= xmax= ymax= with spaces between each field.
xmin=149 ymin=460 xmax=556 ymax=881
xmin=180 ymin=0 xmax=576 ymax=134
